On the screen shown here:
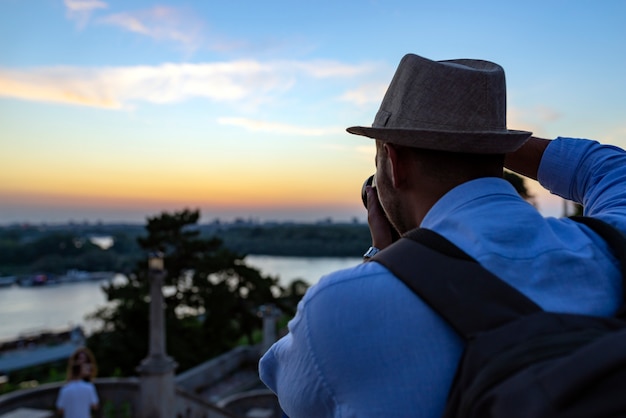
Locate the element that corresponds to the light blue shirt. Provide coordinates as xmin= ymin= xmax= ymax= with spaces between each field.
xmin=259 ymin=137 xmax=626 ymax=418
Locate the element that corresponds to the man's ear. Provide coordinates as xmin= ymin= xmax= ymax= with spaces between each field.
xmin=383 ymin=143 xmax=406 ymax=188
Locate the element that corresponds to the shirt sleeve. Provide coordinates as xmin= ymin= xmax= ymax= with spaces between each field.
xmin=259 ymin=262 xmax=462 ymax=418
xmin=538 ymin=137 xmax=626 ymax=226
xmin=259 ymin=293 xmax=337 ymax=418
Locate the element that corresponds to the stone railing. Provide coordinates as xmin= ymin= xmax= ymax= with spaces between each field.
xmin=0 ymin=378 xmax=239 ymax=418
xmin=0 ymin=344 xmax=271 ymax=417
xmin=0 ymin=378 xmax=139 ymax=417
xmin=175 ymin=388 xmax=240 ymax=418
xmin=175 ymin=345 xmax=260 ymax=397
xmin=217 ymin=389 xmax=281 ymax=418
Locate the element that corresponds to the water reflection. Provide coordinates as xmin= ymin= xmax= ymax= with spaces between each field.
xmin=0 ymin=256 xmax=362 ymax=341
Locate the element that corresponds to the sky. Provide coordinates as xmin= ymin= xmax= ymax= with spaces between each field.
xmin=1 ymin=0 xmax=625 ymax=225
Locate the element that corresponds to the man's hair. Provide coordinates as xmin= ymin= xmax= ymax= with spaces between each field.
xmin=411 ymin=147 xmax=504 ymax=183
xmin=378 ymin=141 xmax=505 ymax=186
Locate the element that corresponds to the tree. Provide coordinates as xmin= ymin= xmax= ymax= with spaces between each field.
xmin=503 ymin=170 xmax=534 ymax=204
xmin=86 ymin=209 xmax=285 ymax=376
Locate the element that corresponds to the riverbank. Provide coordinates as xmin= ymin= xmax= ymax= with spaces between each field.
xmin=0 ymin=256 xmax=362 ymax=342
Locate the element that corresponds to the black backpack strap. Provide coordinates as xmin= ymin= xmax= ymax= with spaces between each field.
xmin=569 ymin=216 xmax=626 ymax=282
xmin=570 ymin=216 xmax=626 ymax=317
xmin=371 ymin=216 xmax=626 ymax=339
xmin=371 ymin=228 xmax=541 ymax=340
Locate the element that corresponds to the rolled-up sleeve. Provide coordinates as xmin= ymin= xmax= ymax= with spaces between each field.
xmin=538 ymin=137 xmax=626 ymax=224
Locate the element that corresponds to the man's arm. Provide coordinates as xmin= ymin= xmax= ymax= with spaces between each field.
xmin=504 ymin=136 xmax=551 ymax=180
xmin=512 ymin=136 xmax=626 ymax=227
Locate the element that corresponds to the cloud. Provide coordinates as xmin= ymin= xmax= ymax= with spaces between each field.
xmin=217 ymin=117 xmax=343 ymax=136
xmin=605 ymin=126 xmax=626 ymax=147
xmin=64 ymin=0 xmax=108 ymax=29
xmin=534 ymin=105 xmax=562 ymax=122
xmin=339 ymin=83 xmax=388 ymax=105
xmin=506 ymin=105 xmax=563 ymax=138
xmin=98 ymin=6 xmax=205 ymax=53
xmin=292 ymin=61 xmax=377 ymax=78
xmin=0 ymin=60 xmax=374 ymax=110
xmin=0 ymin=66 xmax=121 ymax=109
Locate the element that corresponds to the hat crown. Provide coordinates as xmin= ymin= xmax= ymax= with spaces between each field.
xmin=374 ymin=54 xmax=507 ymax=132
xmin=346 ymin=53 xmax=532 ymax=154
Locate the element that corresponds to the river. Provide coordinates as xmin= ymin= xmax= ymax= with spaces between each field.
xmin=0 ymin=255 xmax=362 ymax=342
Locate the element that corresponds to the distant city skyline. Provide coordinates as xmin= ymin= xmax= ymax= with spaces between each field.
xmin=2 ymin=1 xmax=624 ymax=224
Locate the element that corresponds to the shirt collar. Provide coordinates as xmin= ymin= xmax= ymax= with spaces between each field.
xmin=421 ymin=177 xmax=522 ymax=230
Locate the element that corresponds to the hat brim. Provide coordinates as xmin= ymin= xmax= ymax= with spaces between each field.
xmin=346 ymin=126 xmax=532 ymax=154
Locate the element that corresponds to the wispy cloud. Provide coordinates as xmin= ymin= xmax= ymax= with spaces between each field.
xmin=339 ymin=83 xmax=388 ymax=105
xmin=534 ymin=105 xmax=562 ymax=122
xmin=0 ymin=66 xmax=121 ymax=109
xmin=0 ymin=60 xmax=374 ymax=110
xmin=292 ymin=61 xmax=377 ymax=78
xmin=217 ymin=117 xmax=343 ymax=136
xmin=605 ymin=126 xmax=626 ymax=146
xmin=64 ymin=0 xmax=108 ymax=29
xmin=507 ymin=105 xmax=562 ymax=138
xmin=98 ymin=6 xmax=205 ymax=53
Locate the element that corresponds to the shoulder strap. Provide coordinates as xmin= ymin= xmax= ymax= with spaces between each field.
xmin=569 ymin=216 xmax=626 ymax=317
xmin=371 ymin=228 xmax=541 ymax=340
xmin=371 ymin=216 xmax=626 ymax=339
xmin=569 ymin=216 xmax=626 ymax=282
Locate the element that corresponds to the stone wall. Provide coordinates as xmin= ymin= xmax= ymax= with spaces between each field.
xmin=0 ymin=378 xmax=239 ymax=418
xmin=175 ymin=346 xmax=259 ymax=395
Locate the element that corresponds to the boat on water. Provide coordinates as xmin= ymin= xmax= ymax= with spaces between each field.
xmin=57 ymin=269 xmax=115 ymax=283
xmin=9 ymin=270 xmax=116 ymax=287
xmin=16 ymin=274 xmax=49 ymax=287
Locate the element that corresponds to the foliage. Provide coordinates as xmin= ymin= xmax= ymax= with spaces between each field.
xmin=0 ymin=361 xmax=66 ymax=395
xmin=206 ymin=222 xmax=371 ymax=257
xmin=0 ymin=224 xmax=143 ymax=275
xmin=0 ymin=221 xmax=371 ymax=277
xmin=86 ymin=209 xmax=287 ymax=376
xmin=504 ymin=170 xmax=534 ymax=203
xmin=102 ymin=401 xmax=132 ymax=418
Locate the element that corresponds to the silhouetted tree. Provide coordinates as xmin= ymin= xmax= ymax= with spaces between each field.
xmin=279 ymin=278 xmax=310 ymax=316
xmin=86 ymin=209 xmax=284 ymax=376
xmin=503 ymin=170 xmax=534 ymax=203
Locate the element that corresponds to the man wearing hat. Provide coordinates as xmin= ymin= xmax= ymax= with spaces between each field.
xmin=259 ymin=53 xmax=626 ymax=417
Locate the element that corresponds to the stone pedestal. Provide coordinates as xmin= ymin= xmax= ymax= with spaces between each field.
xmin=258 ymin=304 xmax=282 ymax=355
xmin=137 ymin=262 xmax=178 ymax=418
xmin=137 ymin=355 xmax=177 ymax=418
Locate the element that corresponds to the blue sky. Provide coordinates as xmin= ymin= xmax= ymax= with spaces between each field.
xmin=1 ymin=0 xmax=625 ymax=224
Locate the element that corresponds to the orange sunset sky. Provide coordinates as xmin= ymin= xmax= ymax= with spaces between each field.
xmin=1 ymin=1 xmax=625 ymax=224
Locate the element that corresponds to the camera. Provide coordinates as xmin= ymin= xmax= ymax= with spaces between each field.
xmin=361 ymin=174 xmax=401 ymax=241
xmin=361 ymin=174 xmax=375 ymax=208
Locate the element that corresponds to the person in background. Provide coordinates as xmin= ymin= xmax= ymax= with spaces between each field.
xmin=258 ymin=53 xmax=626 ymax=416
xmin=68 ymin=347 xmax=97 ymax=382
xmin=56 ymin=363 xmax=99 ymax=418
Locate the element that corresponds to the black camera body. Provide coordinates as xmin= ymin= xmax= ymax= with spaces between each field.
xmin=361 ymin=174 xmax=375 ymax=208
xmin=361 ymin=174 xmax=401 ymax=241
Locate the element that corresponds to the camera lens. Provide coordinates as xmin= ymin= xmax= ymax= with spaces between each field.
xmin=361 ymin=175 xmax=375 ymax=208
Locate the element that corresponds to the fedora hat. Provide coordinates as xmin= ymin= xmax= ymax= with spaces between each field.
xmin=347 ymin=54 xmax=532 ymax=154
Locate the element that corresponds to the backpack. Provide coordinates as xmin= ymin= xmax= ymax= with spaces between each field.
xmin=371 ymin=216 xmax=626 ymax=418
